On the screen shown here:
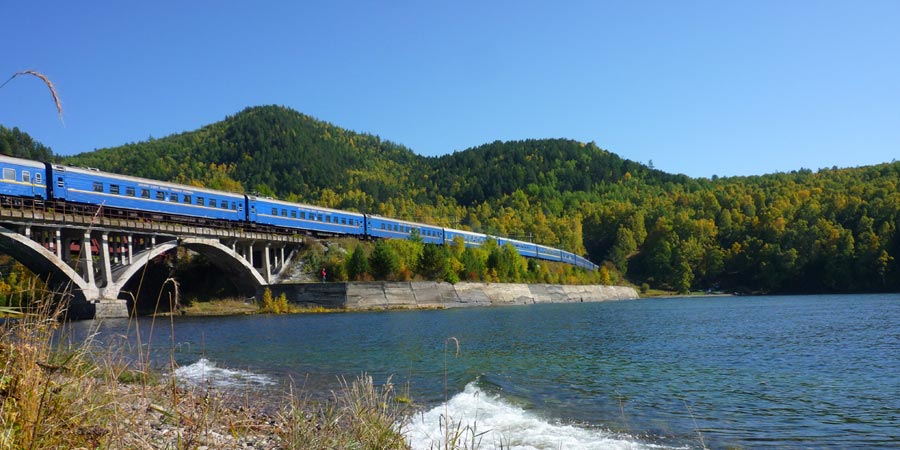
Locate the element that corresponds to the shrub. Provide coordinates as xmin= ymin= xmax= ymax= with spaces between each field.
xmin=259 ymin=288 xmax=291 ymax=314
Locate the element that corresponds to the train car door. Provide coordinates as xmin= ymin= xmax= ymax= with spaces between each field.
xmin=48 ymin=164 xmax=68 ymax=199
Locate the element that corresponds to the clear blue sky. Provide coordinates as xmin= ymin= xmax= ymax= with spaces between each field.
xmin=2 ymin=1 xmax=898 ymax=178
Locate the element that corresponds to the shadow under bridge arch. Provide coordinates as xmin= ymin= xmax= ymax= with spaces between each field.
xmin=179 ymin=237 xmax=268 ymax=296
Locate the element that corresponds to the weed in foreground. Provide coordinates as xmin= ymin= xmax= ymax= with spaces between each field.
xmin=281 ymin=374 xmax=410 ymax=449
xmin=0 ymin=290 xmax=111 ymax=449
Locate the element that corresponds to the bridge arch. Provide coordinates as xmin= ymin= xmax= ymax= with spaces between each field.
xmin=179 ymin=237 xmax=267 ymax=294
xmin=103 ymin=237 xmax=267 ymax=303
xmin=0 ymin=226 xmax=95 ymax=301
xmin=101 ymin=241 xmax=178 ymax=302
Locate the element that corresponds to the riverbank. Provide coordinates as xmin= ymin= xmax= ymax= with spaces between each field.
xmin=0 ymin=298 xmax=411 ymax=449
xmin=265 ymin=281 xmax=639 ymax=310
xmin=172 ymin=282 xmax=639 ymax=317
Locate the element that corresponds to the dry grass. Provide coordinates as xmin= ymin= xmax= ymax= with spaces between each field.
xmin=1 ymin=70 xmax=63 ymax=121
xmin=281 ymin=374 xmax=410 ymax=449
xmin=0 ymin=293 xmax=109 ymax=449
xmin=176 ymin=298 xmax=260 ymax=316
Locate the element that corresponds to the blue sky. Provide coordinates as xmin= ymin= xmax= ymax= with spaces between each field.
xmin=2 ymin=1 xmax=898 ymax=178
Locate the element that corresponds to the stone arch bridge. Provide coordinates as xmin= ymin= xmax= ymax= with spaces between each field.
xmin=0 ymin=204 xmax=302 ymax=319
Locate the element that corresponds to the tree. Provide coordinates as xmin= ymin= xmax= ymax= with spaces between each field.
xmin=369 ymin=240 xmax=399 ymax=280
xmin=346 ymin=244 xmax=369 ymax=281
xmin=418 ymin=244 xmax=450 ymax=280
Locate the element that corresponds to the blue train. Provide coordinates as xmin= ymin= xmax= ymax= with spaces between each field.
xmin=0 ymin=154 xmax=598 ymax=270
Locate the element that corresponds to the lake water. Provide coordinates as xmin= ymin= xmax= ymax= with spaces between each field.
xmin=68 ymin=294 xmax=900 ymax=449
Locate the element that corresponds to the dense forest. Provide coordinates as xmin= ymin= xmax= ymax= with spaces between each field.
xmin=2 ymin=105 xmax=899 ymax=294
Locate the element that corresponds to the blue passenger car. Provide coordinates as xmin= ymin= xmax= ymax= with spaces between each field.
xmin=496 ymin=237 xmax=539 ymax=258
xmin=50 ymin=165 xmax=245 ymax=221
xmin=575 ymin=255 xmax=598 ymax=270
xmin=443 ymin=227 xmax=487 ymax=248
xmin=366 ymin=216 xmax=444 ymax=245
xmin=252 ymin=196 xmax=365 ymax=236
xmin=0 ymin=155 xmax=48 ymax=200
xmin=535 ymin=243 xmax=563 ymax=263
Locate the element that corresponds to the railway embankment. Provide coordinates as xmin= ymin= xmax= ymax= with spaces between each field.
xmin=263 ymin=282 xmax=639 ymax=311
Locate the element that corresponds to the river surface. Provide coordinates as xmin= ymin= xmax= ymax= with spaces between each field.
xmin=67 ymin=294 xmax=900 ymax=449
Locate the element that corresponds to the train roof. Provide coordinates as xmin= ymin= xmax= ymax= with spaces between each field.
xmin=0 ymin=154 xmax=46 ymax=169
xmin=56 ymin=165 xmax=245 ymax=198
xmin=367 ymin=215 xmax=443 ymax=229
xmin=249 ymin=195 xmax=365 ymax=217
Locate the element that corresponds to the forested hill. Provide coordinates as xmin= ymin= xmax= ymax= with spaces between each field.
xmin=423 ymin=139 xmax=687 ymax=206
xmin=4 ymin=106 xmax=900 ymax=294
xmin=63 ymin=106 xmax=422 ymax=205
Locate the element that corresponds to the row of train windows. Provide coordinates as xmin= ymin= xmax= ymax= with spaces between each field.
xmin=378 ymin=223 xmax=440 ymax=237
xmin=449 ymin=233 xmax=485 ymax=243
xmin=2 ymin=168 xmax=43 ymax=184
xmin=90 ymin=182 xmax=242 ymax=211
xmin=270 ymin=208 xmax=354 ymax=225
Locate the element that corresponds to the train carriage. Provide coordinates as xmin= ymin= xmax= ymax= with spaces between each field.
xmin=0 ymin=155 xmax=48 ymax=201
xmin=50 ymin=165 xmax=245 ymax=222
xmin=535 ymin=243 xmax=563 ymax=263
xmin=366 ymin=216 xmax=444 ymax=245
xmin=575 ymin=255 xmax=598 ymax=270
xmin=252 ymin=196 xmax=365 ymax=236
xmin=495 ymin=236 xmax=539 ymax=258
xmin=443 ymin=227 xmax=488 ymax=248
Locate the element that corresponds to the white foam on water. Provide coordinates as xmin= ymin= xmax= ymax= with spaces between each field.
xmin=405 ymin=382 xmax=680 ymax=450
xmin=173 ymin=358 xmax=276 ymax=389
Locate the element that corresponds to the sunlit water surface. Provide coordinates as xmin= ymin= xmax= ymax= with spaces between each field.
xmin=67 ymin=294 xmax=900 ymax=449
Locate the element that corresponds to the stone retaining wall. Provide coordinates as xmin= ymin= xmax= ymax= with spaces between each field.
xmin=263 ymin=282 xmax=638 ymax=310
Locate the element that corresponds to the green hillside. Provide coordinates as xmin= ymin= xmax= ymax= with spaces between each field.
xmin=4 ymin=106 xmax=900 ymax=294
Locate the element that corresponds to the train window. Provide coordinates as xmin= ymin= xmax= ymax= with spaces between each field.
xmin=57 ymin=177 xmax=64 ymax=188
xmin=34 ymin=173 xmax=42 ymax=184
xmin=141 ymin=189 xmax=150 ymax=199
xmin=155 ymin=192 xmax=164 ymax=201
xmin=22 ymin=171 xmax=30 ymax=183
xmin=281 ymin=209 xmax=287 ymax=217
xmin=110 ymin=184 xmax=119 ymax=195
xmin=93 ymin=182 xmax=103 ymax=192
xmin=341 ymin=217 xmax=346 ymax=225
xmin=126 ymin=186 xmax=135 ymax=197
xmin=170 ymin=193 xmax=178 ymax=202
xmin=381 ymin=223 xmax=386 ymax=230
xmin=3 ymin=168 xmax=14 ymax=180
xmin=220 ymin=200 xmax=228 ymax=209
xmin=238 ymin=203 xmax=243 ymax=212
xmin=271 ymin=208 xmax=277 ymax=215
xmin=300 ymin=211 xmax=306 ymax=219
xmin=290 ymin=210 xmax=297 ymax=218
xmin=183 ymin=195 xmax=191 ymax=204
xmin=196 ymin=197 xmax=204 ymax=206
xmin=232 ymin=202 xmax=237 ymax=211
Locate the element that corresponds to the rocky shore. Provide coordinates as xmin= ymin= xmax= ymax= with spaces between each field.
xmin=82 ymin=382 xmax=285 ymax=449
